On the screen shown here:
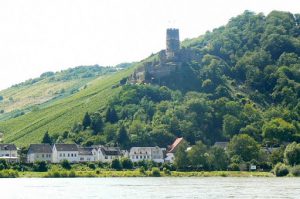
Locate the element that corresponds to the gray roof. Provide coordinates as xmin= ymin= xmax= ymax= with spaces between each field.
xmin=28 ymin=144 xmax=52 ymax=154
xmin=100 ymin=146 xmax=121 ymax=156
xmin=0 ymin=144 xmax=17 ymax=151
xmin=78 ymin=147 xmax=94 ymax=156
xmin=54 ymin=144 xmax=78 ymax=151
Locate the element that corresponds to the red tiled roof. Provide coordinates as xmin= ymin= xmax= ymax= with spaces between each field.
xmin=168 ymin=137 xmax=183 ymax=153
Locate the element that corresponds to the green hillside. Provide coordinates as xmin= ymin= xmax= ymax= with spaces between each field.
xmin=0 ymin=65 xmax=117 ymax=121
xmin=0 ymin=59 xmax=151 ymax=146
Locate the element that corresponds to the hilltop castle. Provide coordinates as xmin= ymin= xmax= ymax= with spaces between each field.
xmin=130 ymin=28 xmax=195 ymax=85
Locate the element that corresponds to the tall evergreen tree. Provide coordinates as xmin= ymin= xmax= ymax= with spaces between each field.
xmin=42 ymin=131 xmax=52 ymax=144
xmin=82 ymin=112 xmax=91 ymax=129
xmin=90 ymin=113 xmax=104 ymax=134
xmin=117 ymin=125 xmax=129 ymax=149
xmin=105 ymin=106 xmax=118 ymax=123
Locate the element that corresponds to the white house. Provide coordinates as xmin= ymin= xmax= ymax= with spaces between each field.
xmin=129 ymin=146 xmax=165 ymax=163
xmin=93 ymin=146 xmax=122 ymax=163
xmin=78 ymin=147 xmax=96 ymax=162
xmin=27 ymin=144 xmax=52 ymax=163
xmin=0 ymin=144 xmax=18 ymax=163
xmin=52 ymin=144 xmax=79 ymax=163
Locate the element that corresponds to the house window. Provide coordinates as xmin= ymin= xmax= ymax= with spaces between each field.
xmin=63 ymin=153 xmax=65 ymax=157
xmin=68 ymin=153 xmax=70 ymax=157
xmin=42 ymin=154 xmax=44 ymax=158
xmin=75 ymin=154 xmax=77 ymax=157
xmin=105 ymin=156 xmax=108 ymax=159
xmin=71 ymin=154 xmax=73 ymax=157
xmin=60 ymin=153 xmax=62 ymax=157
xmin=136 ymin=155 xmax=138 ymax=159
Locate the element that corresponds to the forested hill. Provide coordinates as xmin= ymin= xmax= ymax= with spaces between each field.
xmin=0 ymin=10 xmax=299 ymax=150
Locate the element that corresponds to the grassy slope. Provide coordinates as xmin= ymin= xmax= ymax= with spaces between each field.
xmin=0 ymin=66 xmax=136 ymax=146
xmin=0 ymin=77 xmax=94 ymax=119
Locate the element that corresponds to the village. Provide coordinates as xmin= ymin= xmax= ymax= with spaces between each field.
xmin=0 ymin=138 xmax=191 ymax=164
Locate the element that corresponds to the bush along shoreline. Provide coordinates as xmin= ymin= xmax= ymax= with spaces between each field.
xmin=0 ymin=159 xmax=288 ymax=178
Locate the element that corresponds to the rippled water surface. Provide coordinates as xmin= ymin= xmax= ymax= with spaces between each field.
xmin=0 ymin=177 xmax=300 ymax=198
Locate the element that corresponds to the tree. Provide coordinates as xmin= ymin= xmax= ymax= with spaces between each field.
xmin=82 ymin=112 xmax=91 ymax=129
xmin=61 ymin=159 xmax=71 ymax=170
xmin=117 ymin=125 xmax=129 ymax=149
xmin=90 ymin=113 xmax=104 ymax=134
xmin=187 ymin=141 xmax=209 ymax=170
xmin=228 ymin=134 xmax=259 ymax=162
xmin=42 ymin=131 xmax=52 ymax=144
xmin=105 ymin=106 xmax=118 ymax=123
xmin=209 ymin=146 xmax=229 ymax=170
xmin=121 ymin=158 xmax=133 ymax=169
xmin=174 ymin=141 xmax=189 ymax=170
xmin=284 ymin=142 xmax=300 ymax=166
xmin=111 ymin=159 xmax=123 ymax=170
xmin=262 ymin=118 xmax=297 ymax=143
xmin=34 ymin=161 xmax=48 ymax=172
xmin=223 ymin=114 xmax=242 ymax=136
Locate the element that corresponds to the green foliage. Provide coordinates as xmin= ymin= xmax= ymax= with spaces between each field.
xmin=0 ymin=159 xmax=8 ymax=170
xmin=111 ymin=159 xmax=123 ymax=171
xmin=0 ymin=169 xmax=19 ymax=178
xmin=262 ymin=118 xmax=297 ymax=143
xmin=41 ymin=131 xmax=52 ymax=144
xmin=228 ymin=134 xmax=259 ymax=162
xmin=151 ymin=167 xmax=161 ymax=177
xmin=284 ymin=142 xmax=300 ymax=166
xmin=291 ymin=165 xmax=300 ymax=176
xmin=88 ymin=163 xmax=96 ymax=170
xmin=121 ymin=158 xmax=133 ymax=169
xmin=174 ymin=142 xmax=189 ymax=170
xmin=61 ymin=160 xmax=72 ymax=170
xmin=82 ymin=112 xmax=91 ymax=129
xmin=34 ymin=161 xmax=48 ymax=172
xmin=105 ymin=106 xmax=118 ymax=123
xmin=273 ymin=163 xmax=289 ymax=177
xmin=117 ymin=125 xmax=129 ymax=149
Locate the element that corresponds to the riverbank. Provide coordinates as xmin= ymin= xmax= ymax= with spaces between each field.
xmin=15 ymin=170 xmax=274 ymax=178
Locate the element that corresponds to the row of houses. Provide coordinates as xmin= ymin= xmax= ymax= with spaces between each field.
xmin=0 ymin=138 xmax=185 ymax=164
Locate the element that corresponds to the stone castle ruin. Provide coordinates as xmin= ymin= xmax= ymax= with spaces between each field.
xmin=130 ymin=28 xmax=197 ymax=85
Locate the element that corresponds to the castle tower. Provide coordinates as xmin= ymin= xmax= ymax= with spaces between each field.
xmin=166 ymin=28 xmax=180 ymax=59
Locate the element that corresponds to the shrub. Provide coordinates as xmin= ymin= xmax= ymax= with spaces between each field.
xmin=163 ymin=167 xmax=171 ymax=175
xmin=61 ymin=160 xmax=72 ymax=170
xmin=151 ymin=167 xmax=161 ymax=177
xmin=0 ymin=170 xmax=19 ymax=178
xmin=69 ymin=170 xmax=76 ymax=177
xmin=291 ymin=165 xmax=300 ymax=177
xmin=274 ymin=163 xmax=289 ymax=177
xmin=228 ymin=163 xmax=240 ymax=171
xmin=111 ymin=159 xmax=123 ymax=171
xmin=0 ymin=159 xmax=8 ymax=170
xmin=88 ymin=163 xmax=96 ymax=170
xmin=34 ymin=161 xmax=48 ymax=172
xmin=121 ymin=158 xmax=133 ymax=169
xmin=139 ymin=166 xmax=146 ymax=175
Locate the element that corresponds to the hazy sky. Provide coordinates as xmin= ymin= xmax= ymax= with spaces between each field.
xmin=0 ymin=0 xmax=298 ymax=90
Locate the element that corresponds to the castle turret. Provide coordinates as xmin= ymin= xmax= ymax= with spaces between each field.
xmin=166 ymin=28 xmax=180 ymax=60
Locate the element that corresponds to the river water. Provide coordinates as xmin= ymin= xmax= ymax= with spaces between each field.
xmin=0 ymin=177 xmax=299 ymax=198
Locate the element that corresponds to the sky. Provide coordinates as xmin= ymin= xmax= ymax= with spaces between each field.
xmin=0 ymin=0 xmax=299 ymax=90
